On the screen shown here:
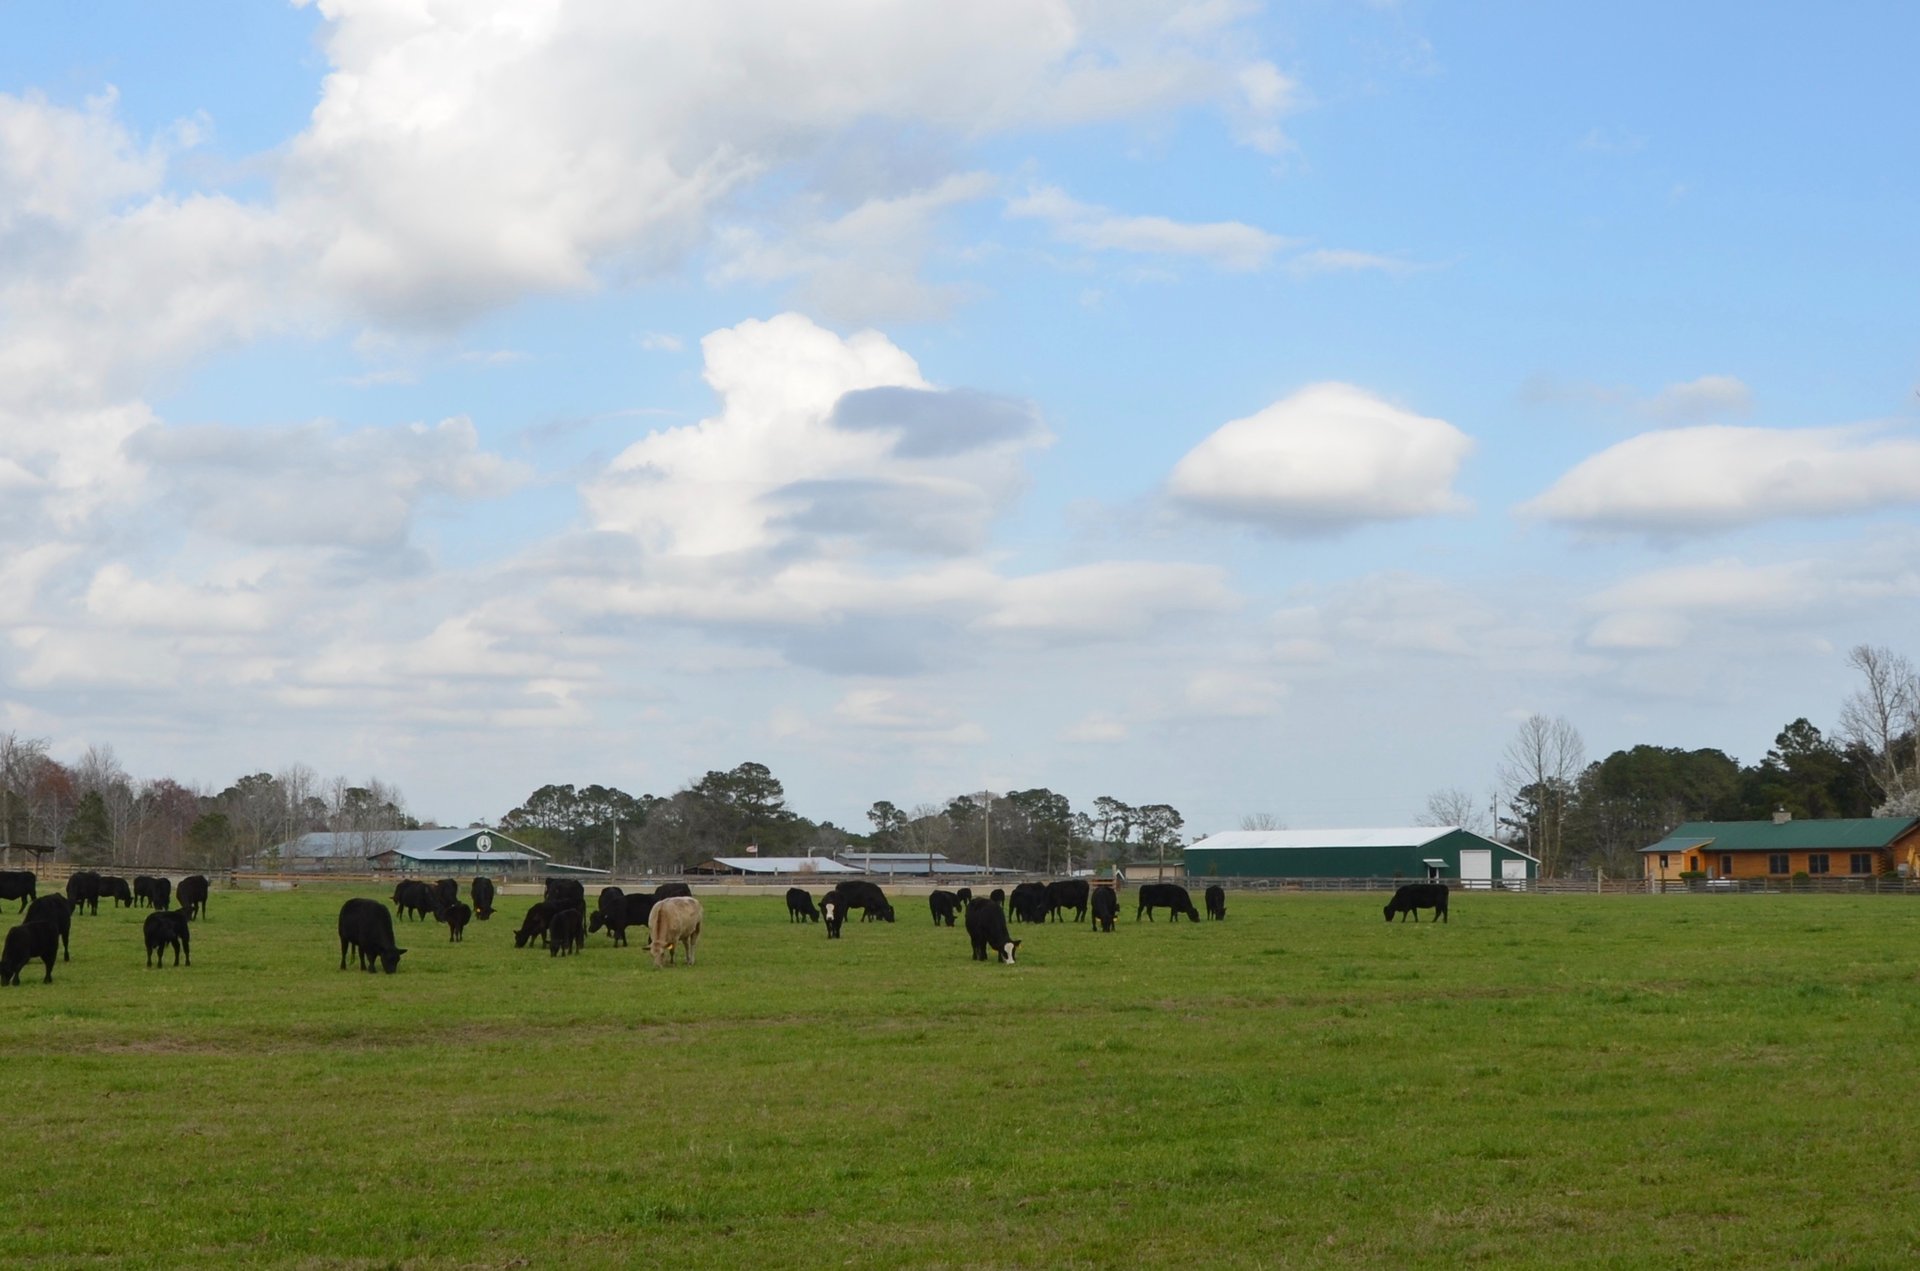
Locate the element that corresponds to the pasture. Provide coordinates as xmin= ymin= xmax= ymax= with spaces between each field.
xmin=6 ymin=886 xmax=1920 ymax=1268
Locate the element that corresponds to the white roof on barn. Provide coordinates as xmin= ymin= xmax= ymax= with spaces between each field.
xmin=699 ymin=856 xmax=863 ymax=875
xmin=277 ymin=828 xmax=550 ymax=863
xmin=1190 ymin=828 xmax=1457 ymax=851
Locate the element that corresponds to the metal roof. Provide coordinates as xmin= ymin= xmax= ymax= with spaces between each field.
xmin=1189 ymin=827 xmax=1457 ymax=851
xmin=1641 ymin=818 xmax=1920 ymax=854
xmin=838 ymin=851 xmax=953 ymax=862
xmin=277 ymin=828 xmax=551 ymax=861
xmin=694 ymin=856 xmax=862 ymax=875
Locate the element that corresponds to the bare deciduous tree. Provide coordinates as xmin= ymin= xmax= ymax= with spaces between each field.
xmin=1239 ymin=812 xmax=1286 ymax=831
xmin=1836 ymin=644 xmax=1920 ymax=814
xmin=1419 ymin=787 xmax=1493 ymax=836
xmin=1500 ymin=715 xmax=1585 ymax=877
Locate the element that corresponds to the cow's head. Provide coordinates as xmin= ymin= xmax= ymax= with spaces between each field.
xmin=513 ymin=928 xmax=533 ymax=948
xmin=1382 ymin=901 xmax=1396 ymax=922
xmin=999 ymin=940 xmax=1021 ymax=964
xmin=587 ymin=912 xmax=606 ymax=933
xmin=379 ymin=948 xmax=407 ymax=974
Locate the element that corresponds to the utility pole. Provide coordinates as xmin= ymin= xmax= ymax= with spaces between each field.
xmin=984 ymin=788 xmax=992 ymax=875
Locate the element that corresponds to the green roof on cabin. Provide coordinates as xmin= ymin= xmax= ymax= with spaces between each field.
xmin=1642 ymin=817 xmax=1919 ymax=854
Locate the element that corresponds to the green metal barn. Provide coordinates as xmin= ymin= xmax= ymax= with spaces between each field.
xmin=1183 ymin=827 xmax=1537 ymax=886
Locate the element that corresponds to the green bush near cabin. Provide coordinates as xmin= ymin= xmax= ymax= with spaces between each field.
xmin=5 ymin=886 xmax=1920 ymax=1267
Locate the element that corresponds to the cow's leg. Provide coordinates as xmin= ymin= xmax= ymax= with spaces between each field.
xmin=340 ymin=938 xmax=349 ymax=970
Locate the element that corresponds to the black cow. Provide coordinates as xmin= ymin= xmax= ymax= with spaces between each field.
xmin=432 ymin=878 xmax=460 ymax=912
xmin=965 ymin=897 xmax=1021 ymax=964
xmin=1 ymin=920 xmax=58 ymax=984
xmin=954 ymin=887 xmax=973 ymax=910
xmin=99 ymin=876 xmax=134 ymax=909
xmin=1384 ymin=883 xmax=1449 ymax=924
xmin=548 ymin=905 xmax=585 ymax=957
xmin=1136 ymin=883 xmax=1200 ymax=923
xmin=338 ymin=899 xmax=407 ymax=973
xmin=514 ymin=902 xmax=562 ymax=948
xmin=25 ymin=895 xmax=71 ymax=962
xmin=544 ymin=878 xmax=587 ymax=910
xmin=392 ymin=880 xmax=436 ymax=922
xmin=66 ymin=870 xmax=103 ymax=916
xmin=928 ymin=890 xmax=960 ymax=927
xmin=133 ymin=875 xmax=156 ymax=908
xmin=1205 ymin=885 xmax=1226 ymax=921
xmin=1091 ymin=885 xmax=1118 ymax=933
xmin=830 ymin=880 xmax=894 ymax=923
xmin=470 ymin=876 xmax=496 ymax=920
xmin=1046 ymin=878 xmax=1090 ymax=923
xmin=0 ymin=870 xmax=34 ymax=912
xmin=149 ymin=876 xmax=172 ymax=913
xmin=989 ymin=888 xmax=1006 ymax=910
xmin=589 ymin=891 xmax=658 ymax=947
xmin=143 ymin=910 xmax=191 ymax=967
xmin=822 ymin=894 xmax=844 ymax=939
xmin=786 ymin=888 xmax=819 ymax=923
xmin=175 ymin=875 xmax=210 ymax=920
xmin=435 ymin=900 xmax=472 ymax=942
xmin=1008 ymin=882 xmax=1050 ymax=924
xmin=597 ymin=886 xmax=626 ymax=923
xmin=653 ymin=882 xmax=693 ymax=900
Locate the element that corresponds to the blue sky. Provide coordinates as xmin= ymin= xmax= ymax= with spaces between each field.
xmin=2 ymin=1 xmax=1916 ymax=834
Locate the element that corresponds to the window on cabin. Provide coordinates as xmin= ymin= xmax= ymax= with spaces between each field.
xmin=1850 ymin=853 xmax=1873 ymax=875
xmin=1720 ymin=854 xmax=1733 ymax=877
xmin=1658 ymin=853 xmax=1669 ymax=870
xmin=1807 ymin=854 xmax=1830 ymax=875
xmin=1768 ymin=854 xmax=1789 ymax=875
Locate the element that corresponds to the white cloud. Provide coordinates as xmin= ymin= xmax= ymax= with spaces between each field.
xmin=1523 ymin=423 xmax=1920 ymax=534
xmin=1008 ymin=185 xmax=1289 ymax=271
xmin=1181 ymin=669 xmax=1286 ymax=718
xmin=1288 ymin=248 xmax=1417 ymax=276
xmin=1061 ymin=712 xmax=1129 ymax=743
xmin=284 ymin=0 xmax=1288 ymax=326
xmin=84 ymin=564 xmax=273 ymax=633
xmin=833 ymin=687 xmax=986 ymax=743
xmin=1169 ymin=382 xmax=1475 ymax=530
xmin=978 ymin=562 xmax=1237 ymax=638
xmin=1646 ymin=374 xmax=1753 ymax=423
xmin=1582 ymin=551 xmax=1920 ymax=650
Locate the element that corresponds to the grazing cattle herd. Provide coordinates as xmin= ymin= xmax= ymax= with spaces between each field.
xmin=0 ymin=863 xmax=1456 ymax=988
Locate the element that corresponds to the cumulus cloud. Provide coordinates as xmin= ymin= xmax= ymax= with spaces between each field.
xmin=1169 ymin=382 xmax=1474 ymax=530
xmin=978 ymin=562 xmax=1237 ymax=638
xmin=1007 ymin=185 xmax=1289 ymax=271
xmin=1647 ymin=374 xmax=1753 ymax=423
xmin=1582 ymin=551 xmax=1920 ymax=649
xmin=1522 ymin=423 xmax=1920 ymax=534
xmin=284 ymin=0 xmax=1289 ymax=326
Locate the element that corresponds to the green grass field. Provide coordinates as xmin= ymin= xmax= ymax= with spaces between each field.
xmin=6 ymin=885 xmax=1920 ymax=1268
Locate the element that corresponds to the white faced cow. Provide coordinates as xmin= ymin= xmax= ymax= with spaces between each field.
xmin=648 ymin=896 xmax=703 ymax=969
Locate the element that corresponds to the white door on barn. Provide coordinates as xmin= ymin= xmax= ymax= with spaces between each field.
xmin=1459 ymin=849 xmax=1493 ymax=889
xmin=1501 ymin=858 xmax=1528 ymax=891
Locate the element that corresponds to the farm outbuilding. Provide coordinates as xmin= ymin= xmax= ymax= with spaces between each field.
xmin=1183 ymin=827 xmax=1537 ymax=887
xmin=269 ymin=828 xmax=555 ymax=874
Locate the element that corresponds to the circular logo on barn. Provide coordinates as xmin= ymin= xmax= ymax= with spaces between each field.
xmin=476 ymin=835 xmax=493 ymax=852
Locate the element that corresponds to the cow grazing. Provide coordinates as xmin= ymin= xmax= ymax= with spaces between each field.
xmin=435 ymin=900 xmax=472 ymax=942
xmin=0 ymin=870 xmax=35 ymax=912
xmin=1 ymin=920 xmax=59 ymax=985
xmin=829 ymin=880 xmax=894 ymax=923
xmin=786 ymin=888 xmax=819 ymax=923
xmin=548 ymin=905 xmax=585 ymax=957
xmin=653 ymin=882 xmax=693 ymax=900
xmin=1090 ymin=886 xmax=1118 ymax=933
xmin=965 ymin=897 xmax=1021 ymax=964
xmin=175 ymin=875 xmax=210 ymax=921
xmin=543 ymin=878 xmax=587 ymax=910
xmin=391 ymin=880 xmax=436 ymax=922
xmin=1205 ymin=885 xmax=1227 ymax=921
xmin=66 ymin=870 xmax=103 ymax=916
xmin=1046 ymin=878 xmax=1090 ymax=923
xmin=470 ymin=876 xmax=496 ymax=920
xmin=597 ymin=886 xmax=626 ymax=922
xmin=822 ymin=895 xmax=844 ymax=939
xmin=143 ymin=910 xmax=191 ymax=967
xmin=133 ymin=875 xmax=156 ymax=908
xmin=25 ymin=895 xmax=72 ymax=962
xmin=513 ymin=902 xmax=555 ymax=949
xmin=337 ymin=899 xmax=407 ymax=973
xmin=1136 ymin=883 xmax=1201 ymax=923
xmin=647 ymin=896 xmax=703 ymax=969
xmin=928 ymin=890 xmax=960 ymax=927
xmin=432 ymin=878 xmax=460 ymax=912
xmin=1008 ymin=882 xmax=1050 ymax=924
xmin=590 ymin=891 xmax=657 ymax=947
xmin=1384 ymin=883 xmax=1449 ymax=924
xmin=149 ymin=876 xmax=172 ymax=913
xmin=100 ymin=876 xmax=135 ymax=909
